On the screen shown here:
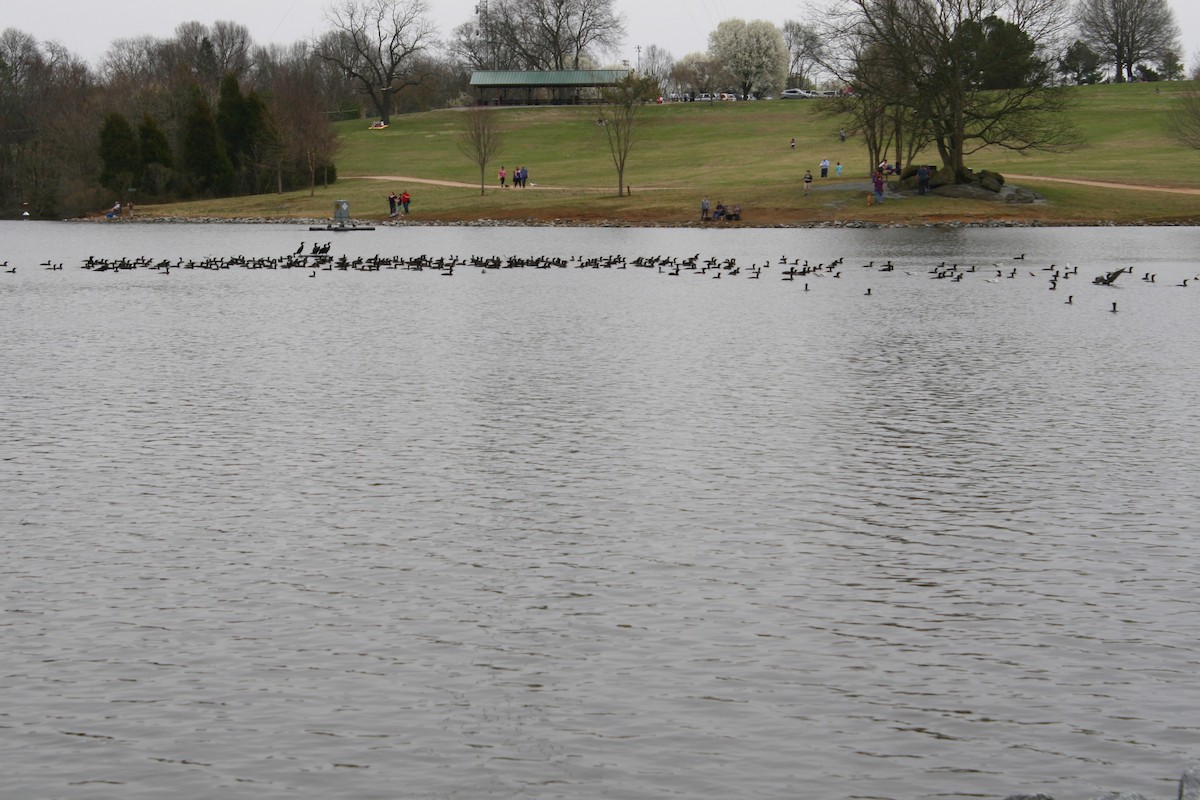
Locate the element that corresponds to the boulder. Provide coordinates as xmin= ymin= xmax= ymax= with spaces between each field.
xmin=1006 ymin=186 xmax=1042 ymax=204
xmin=980 ymin=174 xmax=1005 ymax=193
xmin=931 ymin=183 xmax=1006 ymax=201
xmin=978 ymin=169 xmax=1006 ymax=188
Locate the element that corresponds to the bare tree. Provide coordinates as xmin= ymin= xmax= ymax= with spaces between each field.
xmin=639 ymin=44 xmax=675 ymax=95
xmin=170 ymin=21 xmax=224 ymax=102
xmin=458 ymin=105 xmax=505 ymax=195
xmin=823 ymin=41 xmax=930 ymax=173
xmin=446 ymin=20 xmax=498 ymax=71
xmin=782 ymin=21 xmax=824 ymax=89
xmin=478 ymin=0 xmax=625 ymax=71
xmin=819 ymin=0 xmax=1076 ymax=182
xmin=254 ymin=42 xmax=342 ymax=195
xmin=314 ymin=0 xmax=436 ymax=124
xmin=1166 ymin=92 xmax=1200 ymax=149
xmin=1078 ymin=0 xmax=1180 ymax=82
xmin=596 ymin=73 xmax=657 ymax=196
xmin=209 ymin=21 xmax=254 ymax=79
xmin=670 ymin=51 xmax=725 ymax=100
xmin=0 ymin=31 xmax=101 ymax=216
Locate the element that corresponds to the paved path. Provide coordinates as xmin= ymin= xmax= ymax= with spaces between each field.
xmin=1004 ymin=174 xmax=1200 ymax=195
xmin=361 ymin=175 xmax=618 ymax=192
xmin=361 ymin=173 xmax=1200 ymax=196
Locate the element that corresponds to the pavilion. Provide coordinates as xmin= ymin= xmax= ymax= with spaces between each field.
xmin=468 ymin=69 xmax=632 ymax=105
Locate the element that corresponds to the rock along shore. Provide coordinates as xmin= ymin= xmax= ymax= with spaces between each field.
xmin=69 ymin=215 xmax=1198 ymax=229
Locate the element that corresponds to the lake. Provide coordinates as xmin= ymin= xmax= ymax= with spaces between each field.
xmin=2 ymin=221 xmax=1198 ymax=800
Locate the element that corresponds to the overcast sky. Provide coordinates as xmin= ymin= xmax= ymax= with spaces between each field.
xmin=6 ymin=0 xmax=1200 ymax=74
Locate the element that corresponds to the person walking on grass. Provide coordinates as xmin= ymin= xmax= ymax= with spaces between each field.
xmin=803 ymin=170 xmax=813 ymax=196
xmin=499 ymin=166 xmax=507 ymax=188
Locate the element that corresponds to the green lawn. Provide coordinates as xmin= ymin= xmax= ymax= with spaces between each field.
xmin=141 ymin=82 xmax=1200 ymax=225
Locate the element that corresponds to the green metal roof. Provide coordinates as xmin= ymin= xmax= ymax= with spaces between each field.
xmin=470 ymin=70 xmax=631 ymax=88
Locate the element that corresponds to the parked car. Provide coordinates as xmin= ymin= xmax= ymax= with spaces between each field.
xmin=819 ymin=90 xmax=839 ymax=98
xmin=781 ymin=88 xmax=816 ymax=99
xmin=696 ymin=92 xmax=713 ymax=102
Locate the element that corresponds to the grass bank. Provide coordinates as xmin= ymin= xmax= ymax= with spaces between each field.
xmin=139 ymin=81 xmax=1200 ymax=226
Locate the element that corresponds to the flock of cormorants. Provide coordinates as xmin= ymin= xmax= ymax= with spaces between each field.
xmin=4 ymin=245 xmax=1197 ymax=307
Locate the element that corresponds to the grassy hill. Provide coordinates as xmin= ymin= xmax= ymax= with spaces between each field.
xmin=140 ymin=81 xmax=1200 ymax=226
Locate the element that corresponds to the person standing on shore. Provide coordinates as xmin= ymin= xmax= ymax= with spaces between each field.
xmin=917 ymin=164 xmax=931 ymax=195
xmin=388 ymin=191 xmax=397 ymax=217
xmin=701 ymin=196 xmax=710 ymax=220
xmin=400 ymin=190 xmax=411 ymax=214
xmin=872 ymin=170 xmax=885 ymax=204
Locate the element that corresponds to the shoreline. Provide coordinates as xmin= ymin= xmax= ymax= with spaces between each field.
xmin=65 ymin=215 xmax=1200 ymax=229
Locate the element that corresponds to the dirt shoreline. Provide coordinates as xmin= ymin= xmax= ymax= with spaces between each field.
xmin=71 ymin=174 xmax=1200 ymax=228
xmin=77 ymin=213 xmax=1200 ymax=229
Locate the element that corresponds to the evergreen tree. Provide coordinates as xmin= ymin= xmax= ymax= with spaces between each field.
xmin=241 ymin=90 xmax=278 ymax=193
xmin=216 ymin=74 xmax=251 ymax=161
xmin=98 ymin=112 xmax=141 ymax=195
xmin=138 ymin=113 xmax=173 ymax=168
xmin=217 ymin=73 xmax=277 ymax=193
xmin=180 ymin=83 xmax=234 ymax=196
xmin=1158 ymin=48 xmax=1184 ymax=80
xmin=137 ymin=113 xmax=174 ymax=197
xmin=1058 ymin=40 xmax=1104 ymax=85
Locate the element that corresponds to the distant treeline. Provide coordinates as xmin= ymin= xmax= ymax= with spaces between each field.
xmin=0 ymin=21 xmax=469 ymax=218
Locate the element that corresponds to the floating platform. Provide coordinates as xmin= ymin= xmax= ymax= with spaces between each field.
xmin=309 ymin=224 xmax=376 ymax=232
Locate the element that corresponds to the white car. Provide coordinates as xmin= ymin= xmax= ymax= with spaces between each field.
xmin=781 ymin=88 xmax=816 ymax=99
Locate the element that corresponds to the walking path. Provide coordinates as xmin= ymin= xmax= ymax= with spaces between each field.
xmin=1004 ymin=174 xmax=1200 ymax=195
xmin=363 ymin=173 xmax=1200 ymax=196
xmin=362 ymin=175 xmax=621 ymax=192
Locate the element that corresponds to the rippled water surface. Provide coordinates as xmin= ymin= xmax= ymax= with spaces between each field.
xmin=3 ymin=222 xmax=1199 ymax=799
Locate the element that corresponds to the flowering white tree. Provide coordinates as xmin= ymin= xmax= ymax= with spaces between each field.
xmin=707 ymin=19 xmax=789 ymax=99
